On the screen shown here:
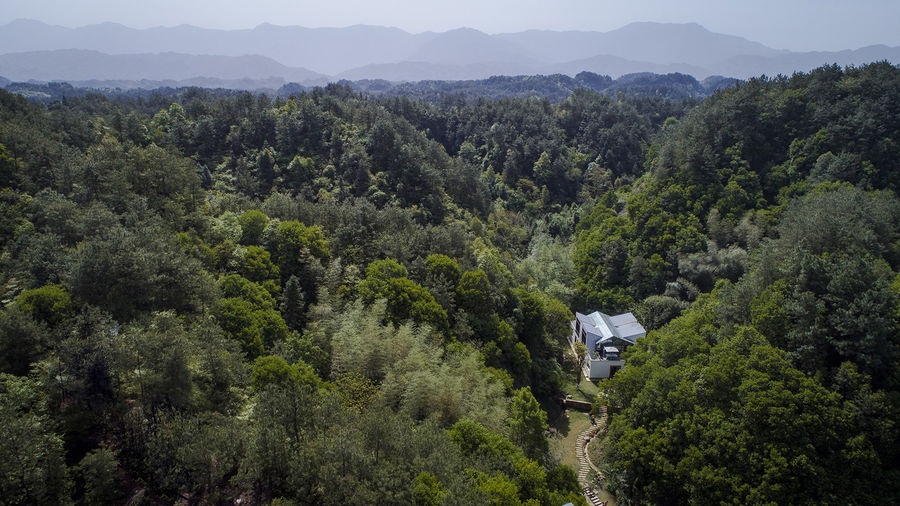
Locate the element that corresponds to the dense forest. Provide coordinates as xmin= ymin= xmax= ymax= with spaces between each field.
xmin=0 ymin=62 xmax=898 ymax=505
xmin=1 ymin=70 xmax=734 ymax=105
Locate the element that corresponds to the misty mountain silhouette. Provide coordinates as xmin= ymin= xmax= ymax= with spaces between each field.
xmin=0 ymin=19 xmax=896 ymax=84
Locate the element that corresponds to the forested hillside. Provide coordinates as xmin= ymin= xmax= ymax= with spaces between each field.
xmin=589 ymin=62 xmax=900 ymax=504
xmin=0 ymin=62 xmax=898 ymax=505
xmin=0 ymin=70 xmax=728 ymax=104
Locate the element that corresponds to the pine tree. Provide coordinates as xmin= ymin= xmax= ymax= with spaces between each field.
xmin=280 ymin=275 xmax=305 ymax=331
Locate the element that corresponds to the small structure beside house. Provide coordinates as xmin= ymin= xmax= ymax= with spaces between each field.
xmin=570 ymin=310 xmax=646 ymax=380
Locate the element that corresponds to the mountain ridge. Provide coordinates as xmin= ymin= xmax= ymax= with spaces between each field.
xmin=0 ymin=49 xmax=326 ymax=83
xmin=0 ymin=19 xmax=897 ymax=82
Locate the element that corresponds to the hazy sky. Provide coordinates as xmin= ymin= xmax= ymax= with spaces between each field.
xmin=2 ymin=0 xmax=898 ymax=51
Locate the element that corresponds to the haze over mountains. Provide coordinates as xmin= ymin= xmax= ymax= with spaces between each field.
xmin=0 ymin=18 xmax=897 ymax=88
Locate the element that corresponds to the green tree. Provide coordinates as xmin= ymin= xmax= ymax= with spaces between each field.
xmin=275 ymin=220 xmax=330 ymax=286
xmin=381 ymin=277 xmax=448 ymax=329
xmin=238 ymin=209 xmax=269 ymax=245
xmin=474 ymin=472 xmax=520 ymax=506
xmin=13 ymin=283 xmax=74 ymax=326
xmin=514 ymin=457 xmax=549 ymax=504
xmin=359 ymin=259 xmax=448 ymax=329
xmin=283 ymin=155 xmax=317 ymax=188
xmin=220 ymin=274 xmax=277 ymax=308
xmin=514 ymin=289 xmax=547 ymax=353
xmin=280 ymin=275 xmax=306 ymax=331
xmin=235 ymin=245 xmax=280 ymax=283
xmin=251 ymin=355 xmax=321 ymax=391
xmin=192 ymin=321 xmax=247 ymax=413
xmin=0 ymin=309 xmax=50 ymax=375
xmin=214 ymin=297 xmax=265 ymax=357
xmin=0 ymin=143 xmax=15 ymax=188
xmin=125 ymin=142 xmax=203 ymax=221
xmin=426 ymin=253 xmax=462 ymax=286
xmin=412 ymin=471 xmax=446 ymax=506
xmin=123 ymin=312 xmax=195 ymax=412
xmin=76 ymin=446 xmax=121 ymax=505
xmin=456 ymin=269 xmax=491 ymax=316
xmin=509 ymin=386 xmax=548 ymax=460
xmin=0 ymin=375 xmax=70 ymax=505
xmin=448 ymin=419 xmax=521 ymax=463
xmin=256 ymin=144 xmax=278 ymax=190
xmin=357 ymin=258 xmax=409 ymax=298
xmin=215 ymin=274 xmax=289 ymax=354
xmin=68 ymin=225 xmax=212 ymax=321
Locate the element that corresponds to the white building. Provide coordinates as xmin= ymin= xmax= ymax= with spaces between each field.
xmin=570 ymin=311 xmax=646 ymax=379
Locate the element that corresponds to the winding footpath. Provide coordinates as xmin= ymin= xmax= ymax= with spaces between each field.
xmin=576 ymin=408 xmax=607 ymax=506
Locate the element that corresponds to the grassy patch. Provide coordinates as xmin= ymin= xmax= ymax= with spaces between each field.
xmin=560 ymin=343 xmax=601 ymax=403
xmin=548 ymin=408 xmax=592 ymax=471
xmin=560 ymin=376 xmax=599 ymax=404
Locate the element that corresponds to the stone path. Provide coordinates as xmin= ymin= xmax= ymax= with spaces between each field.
xmin=576 ymin=409 xmax=607 ymax=506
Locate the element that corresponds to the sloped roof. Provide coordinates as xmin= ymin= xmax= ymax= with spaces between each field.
xmin=575 ymin=310 xmax=646 ymax=345
xmin=608 ymin=312 xmax=646 ymax=343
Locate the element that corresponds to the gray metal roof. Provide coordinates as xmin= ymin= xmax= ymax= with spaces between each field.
xmin=573 ymin=310 xmax=646 ymax=344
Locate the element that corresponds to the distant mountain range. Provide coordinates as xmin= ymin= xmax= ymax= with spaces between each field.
xmin=0 ymin=49 xmax=324 ymax=83
xmin=0 ymin=19 xmax=897 ymax=87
